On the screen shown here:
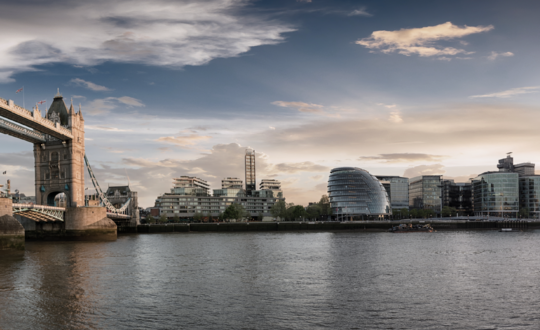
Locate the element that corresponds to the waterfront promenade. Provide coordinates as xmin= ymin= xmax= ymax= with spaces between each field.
xmin=133 ymin=218 xmax=535 ymax=234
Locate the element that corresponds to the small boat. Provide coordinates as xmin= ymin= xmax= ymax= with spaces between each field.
xmin=388 ymin=223 xmax=434 ymax=233
xmin=499 ymin=228 xmax=521 ymax=232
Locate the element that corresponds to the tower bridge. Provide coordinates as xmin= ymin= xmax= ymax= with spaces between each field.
xmin=0 ymin=90 xmax=139 ymax=247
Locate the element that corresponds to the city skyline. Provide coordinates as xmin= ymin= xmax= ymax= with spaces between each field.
xmin=1 ymin=0 xmax=540 ymax=207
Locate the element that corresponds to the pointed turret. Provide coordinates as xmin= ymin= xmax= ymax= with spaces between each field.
xmin=78 ymin=104 xmax=84 ymax=121
xmin=69 ymin=98 xmax=74 ymax=115
xmin=47 ymin=89 xmax=69 ymax=126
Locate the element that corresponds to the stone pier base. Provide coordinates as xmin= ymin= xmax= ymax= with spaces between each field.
xmin=0 ymin=198 xmax=25 ymax=250
xmin=65 ymin=206 xmax=117 ymax=241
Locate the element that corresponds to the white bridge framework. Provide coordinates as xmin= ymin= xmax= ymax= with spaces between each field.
xmin=12 ymin=203 xmax=65 ymax=222
xmin=84 ymin=154 xmax=131 ymax=217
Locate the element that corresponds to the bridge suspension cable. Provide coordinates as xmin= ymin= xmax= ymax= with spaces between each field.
xmin=84 ymin=154 xmax=131 ymax=214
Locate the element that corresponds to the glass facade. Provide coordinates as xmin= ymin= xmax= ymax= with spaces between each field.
xmin=519 ymin=176 xmax=540 ymax=218
xmin=375 ymin=176 xmax=409 ymax=210
xmin=472 ymin=172 xmax=519 ymax=216
xmin=328 ymin=167 xmax=390 ymax=218
xmin=409 ymin=176 xmax=442 ymax=214
xmin=441 ymin=180 xmax=473 ymax=214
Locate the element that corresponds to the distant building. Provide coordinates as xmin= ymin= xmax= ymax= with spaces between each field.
xmin=260 ymin=179 xmax=282 ymax=197
xmin=441 ymin=179 xmax=472 ymax=215
xmin=245 ymin=148 xmax=256 ymax=196
xmin=375 ymin=176 xmax=409 ymax=210
xmin=172 ymin=176 xmax=210 ymax=196
xmin=409 ymin=175 xmax=442 ymax=215
xmin=472 ymin=172 xmax=519 ymax=217
xmin=222 ymin=177 xmax=243 ymax=189
xmin=328 ymin=167 xmax=390 ymax=220
xmin=105 ymin=185 xmax=140 ymax=226
xmin=519 ymin=176 xmax=540 ymax=218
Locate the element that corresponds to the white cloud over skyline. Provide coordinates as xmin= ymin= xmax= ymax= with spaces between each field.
xmin=70 ymin=78 xmax=111 ymax=91
xmin=357 ymin=22 xmax=493 ymax=58
xmin=0 ymin=0 xmax=294 ymax=83
xmin=470 ymin=86 xmax=540 ymax=98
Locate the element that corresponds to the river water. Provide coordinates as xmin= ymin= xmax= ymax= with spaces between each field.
xmin=1 ymin=231 xmax=540 ymax=329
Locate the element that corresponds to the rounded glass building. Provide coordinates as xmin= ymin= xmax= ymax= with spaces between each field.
xmin=328 ymin=167 xmax=390 ymax=220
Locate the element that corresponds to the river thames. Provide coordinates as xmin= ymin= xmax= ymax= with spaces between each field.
xmin=1 ymin=231 xmax=540 ymax=329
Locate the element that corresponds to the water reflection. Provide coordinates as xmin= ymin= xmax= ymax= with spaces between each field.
xmin=2 ymin=231 xmax=540 ymax=329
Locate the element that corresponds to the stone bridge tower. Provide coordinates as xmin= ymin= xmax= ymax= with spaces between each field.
xmin=34 ymin=91 xmax=85 ymax=207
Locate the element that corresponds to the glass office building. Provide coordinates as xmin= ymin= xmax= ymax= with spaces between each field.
xmin=375 ymin=176 xmax=409 ymax=210
xmin=472 ymin=172 xmax=519 ymax=217
xmin=519 ymin=176 xmax=540 ymax=218
xmin=409 ymin=175 xmax=442 ymax=214
xmin=328 ymin=167 xmax=390 ymax=219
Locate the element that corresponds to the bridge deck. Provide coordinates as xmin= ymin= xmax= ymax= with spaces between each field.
xmin=0 ymin=98 xmax=73 ymax=141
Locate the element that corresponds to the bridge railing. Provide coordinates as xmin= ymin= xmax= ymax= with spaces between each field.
xmin=12 ymin=203 xmax=66 ymax=211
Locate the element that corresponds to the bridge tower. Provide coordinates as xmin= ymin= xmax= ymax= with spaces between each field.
xmin=34 ymin=91 xmax=85 ymax=207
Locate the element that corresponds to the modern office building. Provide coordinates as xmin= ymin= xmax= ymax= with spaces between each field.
xmin=154 ymin=187 xmax=284 ymax=220
xmin=222 ymin=177 xmax=243 ymax=189
xmin=328 ymin=167 xmax=390 ymax=219
xmin=375 ymin=176 xmax=409 ymax=210
xmin=497 ymin=153 xmax=535 ymax=176
xmin=260 ymin=179 xmax=282 ymax=197
xmin=519 ymin=176 xmax=540 ymax=218
xmin=441 ymin=179 xmax=473 ymax=215
xmin=409 ymin=175 xmax=442 ymax=215
xmin=472 ymin=172 xmax=519 ymax=217
xmin=171 ymin=176 xmax=210 ymax=196
xmin=245 ymin=148 xmax=256 ymax=196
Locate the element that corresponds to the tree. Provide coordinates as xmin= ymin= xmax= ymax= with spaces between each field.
xmin=519 ymin=207 xmax=530 ymax=219
xmin=173 ymin=215 xmax=180 ymax=223
xmin=306 ymin=204 xmax=321 ymax=220
xmin=193 ymin=212 xmax=204 ymax=222
xmin=270 ymin=200 xmax=287 ymax=220
xmin=257 ymin=212 xmax=264 ymax=221
xmin=218 ymin=212 xmax=224 ymax=222
xmin=223 ymin=203 xmax=248 ymax=222
xmin=159 ymin=215 xmax=168 ymax=223
xmin=442 ymin=206 xmax=457 ymax=217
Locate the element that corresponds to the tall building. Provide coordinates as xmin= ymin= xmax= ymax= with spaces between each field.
xmin=375 ymin=176 xmax=409 ymax=210
xmin=328 ymin=167 xmax=390 ymax=220
xmin=222 ymin=177 xmax=243 ymax=189
xmin=409 ymin=175 xmax=442 ymax=215
xmin=171 ymin=176 xmax=210 ymax=196
xmin=519 ymin=176 xmax=540 ymax=218
xmin=245 ymin=148 xmax=256 ymax=196
xmin=472 ymin=172 xmax=519 ymax=217
xmin=441 ymin=179 xmax=473 ymax=215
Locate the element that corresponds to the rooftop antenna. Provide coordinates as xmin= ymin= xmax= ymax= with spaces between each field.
xmin=124 ymin=168 xmax=131 ymax=186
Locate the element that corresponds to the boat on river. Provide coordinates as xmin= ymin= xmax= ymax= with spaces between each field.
xmin=388 ymin=223 xmax=434 ymax=233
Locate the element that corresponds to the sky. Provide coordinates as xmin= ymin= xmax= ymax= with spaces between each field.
xmin=1 ymin=0 xmax=540 ymax=208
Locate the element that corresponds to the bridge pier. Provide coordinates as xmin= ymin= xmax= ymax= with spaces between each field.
xmin=0 ymin=198 xmax=25 ymax=250
xmin=65 ymin=207 xmax=117 ymax=240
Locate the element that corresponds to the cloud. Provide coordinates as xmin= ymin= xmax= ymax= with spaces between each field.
xmin=310 ymin=175 xmax=323 ymax=181
xmin=0 ymin=0 xmax=294 ymax=83
xmin=403 ymin=164 xmax=446 ymax=178
xmin=470 ymin=86 xmax=540 ymax=98
xmin=272 ymin=162 xmax=329 ymax=174
xmin=85 ymin=125 xmax=132 ymax=132
xmin=348 ymin=8 xmax=372 ymax=17
xmin=156 ymin=134 xmax=212 ymax=147
xmin=388 ymin=111 xmax=403 ymax=123
xmin=72 ymin=95 xmax=86 ymax=99
xmin=488 ymin=51 xmax=514 ymax=60
xmin=272 ymin=101 xmax=340 ymax=117
xmin=377 ymin=103 xmax=397 ymax=109
xmin=70 ymin=78 xmax=111 ymax=91
xmin=359 ymin=153 xmax=447 ymax=163
xmin=269 ymin=126 xmax=276 ymax=130
xmin=86 ymin=96 xmax=145 ymax=115
xmin=356 ymin=22 xmax=493 ymax=57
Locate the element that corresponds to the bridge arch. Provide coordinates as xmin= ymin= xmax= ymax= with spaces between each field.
xmin=46 ymin=191 xmax=70 ymax=207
